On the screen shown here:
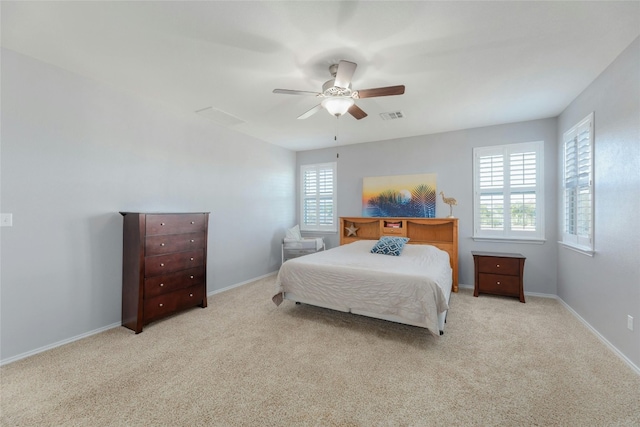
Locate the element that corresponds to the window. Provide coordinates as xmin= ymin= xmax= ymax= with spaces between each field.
xmin=473 ymin=141 xmax=545 ymax=241
xmin=561 ymin=113 xmax=594 ymax=254
xmin=300 ymin=162 xmax=337 ymax=232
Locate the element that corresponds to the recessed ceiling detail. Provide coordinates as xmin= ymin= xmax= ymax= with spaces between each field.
xmin=2 ymin=1 xmax=638 ymax=151
xmin=195 ymin=107 xmax=245 ymax=127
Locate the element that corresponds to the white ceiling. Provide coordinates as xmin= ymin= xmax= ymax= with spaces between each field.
xmin=2 ymin=1 xmax=639 ymax=151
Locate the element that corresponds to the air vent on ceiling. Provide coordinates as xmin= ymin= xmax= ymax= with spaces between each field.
xmin=379 ymin=111 xmax=404 ymax=120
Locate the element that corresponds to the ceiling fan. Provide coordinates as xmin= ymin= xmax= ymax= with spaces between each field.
xmin=273 ymin=60 xmax=405 ymax=120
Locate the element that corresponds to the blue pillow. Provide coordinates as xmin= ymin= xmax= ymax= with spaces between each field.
xmin=370 ymin=236 xmax=410 ymax=256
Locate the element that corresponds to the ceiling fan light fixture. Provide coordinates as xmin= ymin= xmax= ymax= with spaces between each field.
xmin=322 ymin=96 xmax=354 ymax=117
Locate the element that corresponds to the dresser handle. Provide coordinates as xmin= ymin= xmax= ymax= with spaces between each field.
xmin=160 ymin=263 xmax=165 ymax=267
xmin=189 ymin=293 xmax=193 ymax=297
xmin=496 ymin=264 xmax=500 ymax=268
xmin=497 ymin=281 xmax=501 ymax=285
xmin=159 ymin=303 xmax=163 ymax=307
xmin=190 ymin=257 xmax=194 ymax=261
xmin=190 ymin=239 xmax=195 ymax=243
xmin=190 ymin=275 xmax=194 ymax=279
xmin=160 ymin=223 xmax=165 ymax=226
xmin=191 ymin=221 xmax=195 ymax=224
xmin=160 ymin=243 xmax=165 ymax=246
xmin=160 ymin=283 xmax=164 ymax=287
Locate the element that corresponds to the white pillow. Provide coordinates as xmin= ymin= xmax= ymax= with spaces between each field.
xmin=285 ymin=224 xmax=302 ymax=240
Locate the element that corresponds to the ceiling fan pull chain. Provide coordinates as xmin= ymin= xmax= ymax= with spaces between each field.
xmin=335 ymin=116 xmax=340 ymax=159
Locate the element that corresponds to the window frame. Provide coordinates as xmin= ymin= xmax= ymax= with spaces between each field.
xmin=560 ymin=113 xmax=594 ymax=256
xmin=473 ymin=141 xmax=545 ymax=243
xmin=299 ymin=162 xmax=337 ymax=233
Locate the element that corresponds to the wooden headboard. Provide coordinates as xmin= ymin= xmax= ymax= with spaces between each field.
xmin=339 ymin=217 xmax=459 ymax=292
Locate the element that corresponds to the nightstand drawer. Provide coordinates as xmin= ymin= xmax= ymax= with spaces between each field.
xmin=477 ymin=256 xmax=521 ymax=276
xmin=478 ymin=273 xmax=520 ymax=297
xmin=472 ymin=251 xmax=526 ymax=303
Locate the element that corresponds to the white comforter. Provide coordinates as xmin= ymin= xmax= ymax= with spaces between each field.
xmin=273 ymin=240 xmax=451 ymax=336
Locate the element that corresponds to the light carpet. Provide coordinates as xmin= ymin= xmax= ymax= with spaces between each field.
xmin=1 ymin=276 xmax=639 ymax=426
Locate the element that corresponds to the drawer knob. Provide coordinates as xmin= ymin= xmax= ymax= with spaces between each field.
xmin=160 ymin=263 xmax=165 ymax=267
xmin=496 ymin=264 xmax=500 ymax=268
xmin=190 ymin=239 xmax=195 ymax=243
xmin=190 ymin=275 xmax=194 ymax=279
xmin=190 ymin=257 xmax=194 ymax=261
xmin=159 ymin=303 xmax=163 ymax=307
xmin=189 ymin=293 xmax=193 ymax=297
xmin=160 ymin=223 xmax=165 ymax=226
xmin=497 ymin=281 xmax=501 ymax=285
xmin=160 ymin=243 xmax=165 ymax=247
xmin=160 ymin=283 xmax=164 ymax=287
xmin=191 ymin=221 xmax=195 ymax=224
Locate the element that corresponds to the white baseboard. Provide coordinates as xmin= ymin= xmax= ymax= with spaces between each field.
xmin=5 ymin=273 xmax=637 ymax=377
xmin=206 ymin=270 xmax=278 ymax=297
xmin=459 ymin=283 xmax=557 ymax=299
xmin=459 ymin=284 xmax=638 ymax=375
xmin=0 ymin=321 xmax=121 ymax=367
xmin=555 ymin=296 xmax=640 ymax=376
xmin=0 ymin=271 xmax=280 ymax=367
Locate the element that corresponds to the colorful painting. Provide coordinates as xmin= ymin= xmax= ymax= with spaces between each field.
xmin=362 ymin=173 xmax=437 ymax=217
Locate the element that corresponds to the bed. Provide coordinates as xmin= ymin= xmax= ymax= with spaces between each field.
xmin=272 ymin=217 xmax=459 ymax=336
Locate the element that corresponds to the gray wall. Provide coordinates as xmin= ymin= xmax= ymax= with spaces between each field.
xmin=0 ymin=49 xmax=296 ymax=362
xmin=297 ymin=118 xmax=559 ymax=294
xmin=557 ymin=37 xmax=640 ymax=368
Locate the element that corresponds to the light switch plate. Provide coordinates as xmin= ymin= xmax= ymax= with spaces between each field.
xmin=1 ymin=213 xmax=13 ymax=227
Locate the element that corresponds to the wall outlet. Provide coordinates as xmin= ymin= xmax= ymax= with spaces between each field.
xmin=628 ymin=315 xmax=634 ymax=331
xmin=0 ymin=213 xmax=12 ymax=227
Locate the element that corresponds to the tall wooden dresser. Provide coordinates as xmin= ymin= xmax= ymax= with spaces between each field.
xmin=120 ymin=212 xmax=209 ymax=333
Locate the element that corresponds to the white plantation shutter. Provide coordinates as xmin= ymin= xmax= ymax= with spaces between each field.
xmin=509 ymin=151 xmax=537 ymax=231
xmin=478 ymin=152 xmax=505 ymax=231
xmin=473 ymin=142 xmax=544 ymax=241
xmin=562 ymin=113 xmax=594 ymax=253
xmin=300 ymin=163 xmax=337 ymax=232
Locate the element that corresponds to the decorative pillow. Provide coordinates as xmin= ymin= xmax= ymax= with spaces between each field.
xmin=370 ymin=236 xmax=410 ymax=256
xmin=285 ymin=224 xmax=302 ymax=241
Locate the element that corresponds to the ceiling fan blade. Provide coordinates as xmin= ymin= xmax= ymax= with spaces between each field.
xmin=297 ymin=104 xmax=323 ymax=120
xmin=273 ymin=89 xmax=321 ymax=96
xmin=355 ymin=85 xmax=405 ymax=98
xmin=334 ymin=60 xmax=357 ymax=89
xmin=348 ymin=104 xmax=368 ymax=120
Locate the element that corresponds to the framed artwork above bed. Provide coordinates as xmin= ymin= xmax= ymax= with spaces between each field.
xmin=362 ymin=173 xmax=437 ymax=217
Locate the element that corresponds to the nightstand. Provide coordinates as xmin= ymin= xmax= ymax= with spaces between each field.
xmin=472 ymin=251 xmax=526 ymax=303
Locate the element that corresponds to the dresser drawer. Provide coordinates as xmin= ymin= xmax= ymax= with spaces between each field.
xmin=145 ymin=232 xmax=205 ymax=256
xmin=478 ymin=273 xmax=520 ymax=297
xmin=144 ymin=285 xmax=205 ymax=321
xmin=477 ymin=256 xmax=521 ymax=276
xmin=144 ymin=267 xmax=205 ymax=298
xmin=145 ymin=250 xmax=204 ymax=277
xmin=145 ymin=214 xmax=206 ymax=236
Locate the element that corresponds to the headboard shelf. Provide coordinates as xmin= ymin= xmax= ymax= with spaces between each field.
xmin=339 ymin=217 xmax=459 ymax=292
